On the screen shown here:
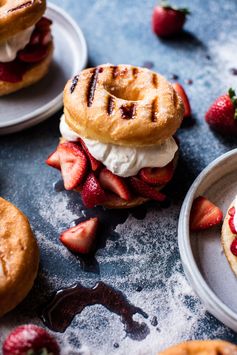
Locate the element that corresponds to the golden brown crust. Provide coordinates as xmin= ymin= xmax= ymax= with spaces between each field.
xmin=0 ymin=0 xmax=46 ymax=42
xmin=0 ymin=197 xmax=39 ymax=317
xmin=0 ymin=42 xmax=53 ymax=96
xmin=159 ymin=340 xmax=237 ymax=354
xmin=64 ymin=64 xmax=184 ymax=147
xmin=221 ymin=200 xmax=237 ymax=276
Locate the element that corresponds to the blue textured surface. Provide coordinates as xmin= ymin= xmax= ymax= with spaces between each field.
xmin=0 ymin=0 xmax=237 ymax=354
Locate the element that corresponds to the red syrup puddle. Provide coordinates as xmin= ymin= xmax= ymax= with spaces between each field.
xmin=41 ymin=281 xmax=150 ymax=340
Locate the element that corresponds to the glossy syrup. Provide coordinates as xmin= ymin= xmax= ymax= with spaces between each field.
xmin=41 ymin=281 xmax=150 ymax=340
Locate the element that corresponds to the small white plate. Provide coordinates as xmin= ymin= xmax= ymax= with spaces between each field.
xmin=0 ymin=2 xmax=87 ymax=135
xmin=178 ymin=149 xmax=237 ymax=331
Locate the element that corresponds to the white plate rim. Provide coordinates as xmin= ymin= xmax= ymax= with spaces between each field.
xmin=0 ymin=2 xmax=88 ymax=130
xmin=178 ymin=148 xmax=237 ymax=331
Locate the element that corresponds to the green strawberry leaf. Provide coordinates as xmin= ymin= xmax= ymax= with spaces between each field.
xmin=228 ymin=88 xmax=237 ymax=120
xmin=160 ymin=0 xmax=191 ymax=15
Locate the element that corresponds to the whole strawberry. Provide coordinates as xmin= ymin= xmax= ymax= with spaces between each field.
xmin=3 ymin=324 xmax=60 ymax=355
xmin=205 ymin=88 xmax=237 ymax=135
xmin=152 ymin=1 xmax=190 ymax=37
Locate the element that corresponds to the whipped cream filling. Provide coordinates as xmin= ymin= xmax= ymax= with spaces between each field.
xmin=233 ymin=196 xmax=237 ymax=232
xmin=0 ymin=26 xmax=35 ymax=62
xmin=60 ymin=115 xmax=178 ymax=177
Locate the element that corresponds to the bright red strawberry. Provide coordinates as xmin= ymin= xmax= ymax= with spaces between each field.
xmin=172 ymin=82 xmax=191 ymax=118
xmin=99 ymin=168 xmax=131 ymax=201
xmin=152 ymin=3 xmax=190 ymax=37
xmin=190 ymin=196 xmax=223 ymax=232
xmin=60 ymin=217 xmax=99 ymax=254
xmin=129 ymin=177 xmax=166 ymax=202
xmin=2 ymin=324 xmax=60 ymax=355
xmin=35 ymin=17 xmax=53 ymax=31
xmin=205 ymin=88 xmax=237 ymax=135
xmin=228 ymin=207 xmax=237 ymax=234
xmin=231 ymin=238 xmax=237 ymax=256
xmin=80 ymin=139 xmax=102 ymax=171
xmin=57 ymin=142 xmax=87 ymax=190
xmin=139 ymin=162 xmax=174 ymax=185
xmin=82 ymin=173 xmax=107 ymax=208
xmin=45 ymin=149 xmax=60 ymax=170
xmin=18 ymin=44 xmax=50 ymax=63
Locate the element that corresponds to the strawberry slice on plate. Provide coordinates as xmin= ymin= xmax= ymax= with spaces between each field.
xmin=60 ymin=217 xmax=99 ymax=254
xmin=57 ymin=142 xmax=87 ymax=190
xmin=45 ymin=149 xmax=60 ymax=170
xmin=18 ymin=44 xmax=50 ymax=63
xmin=82 ymin=172 xmax=107 ymax=208
xmin=139 ymin=162 xmax=174 ymax=185
xmin=80 ymin=139 xmax=102 ymax=171
xmin=99 ymin=168 xmax=131 ymax=201
xmin=190 ymin=196 xmax=223 ymax=232
xmin=129 ymin=177 xmax=166 ymax=202
xmin=172 ymin=82 xmax=191 ymax=118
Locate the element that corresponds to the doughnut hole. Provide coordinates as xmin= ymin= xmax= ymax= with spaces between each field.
xmin=105 ymin=85 xmax=145 ymax=102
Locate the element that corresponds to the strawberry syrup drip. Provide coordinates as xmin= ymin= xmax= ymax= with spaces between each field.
xmin=41 ymin=281 xmax=149 ymax=340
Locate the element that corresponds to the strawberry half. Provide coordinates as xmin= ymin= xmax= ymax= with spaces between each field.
xmin=45 ymin=149 xmax=60 ymax=170
xmin=228 ymin=206 xmax=237 ymax=234
xmin=172 ymin=82 xmax=191 ymax=118
xmin=3 ymin=324 xmax=60 ymax=355
xmin=99 ymin=168 xmax=131 ymax=201
xmin=35 ymin=17 xmax=53 ymax=31
xmin=205 ymin=88 xmax=237 ymax=135
xmin=82 ymin=172 xmax=107 ymax=208
xmin=152 ymin=3 xmax=190 ymax=37
xmin=57 ymin=142 xmax=87 ymax=190
xmin=129 ymin=177 xmax=166 ymax=202
xmin=0 ymin=61 xmax=27 ymax=83
xmin=139 ymin=162 xmax=174 ymax=185
xmin=190 ymin=196 xmax=223 ymax=232
xmin=18 ymin=44 xmax=50 ymax=63
xmin=80 ymin=139 xmax=102 ymax=171
xmin=60 ymin=217 xmax=99 ymax=254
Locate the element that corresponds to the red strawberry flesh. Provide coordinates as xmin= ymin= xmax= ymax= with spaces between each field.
xmin=129 ymin=177 xmax=166 ymax=202
xmin=80 ymin=139 xmax=102 ymax=171
xmin=228 ymin=207 xmax=237 ymax=234
xmin=139 ymin=162 xmax=174 ymax=185
xmin=99 ymin=168 xmax=131 ymax=201
xmin=45 ymin=149 xmax=60 ymax=170
xmin=82 ymin=172 xmax=107 ymax=208
xmin=172 ymin=82 xmax=191 ymax=118
xmin=231 ymin=238 xmax=237 ymax=257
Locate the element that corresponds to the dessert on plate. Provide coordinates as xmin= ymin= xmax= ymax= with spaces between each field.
xmin=159 ymin=339 xmax=237 ymax=354
xmin=0 ymin=197 xmax=39 ymax=317
xmin=0 ymin=0 xmax=53 ymax=96
xmin=46 ymin=64 xmax=184 ymax=209
xmin=221 ymin=196 xmax=237 ymax=275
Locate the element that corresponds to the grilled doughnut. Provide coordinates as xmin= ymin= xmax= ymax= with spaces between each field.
xmin=64 ymin=64 xmax=184 ymax=147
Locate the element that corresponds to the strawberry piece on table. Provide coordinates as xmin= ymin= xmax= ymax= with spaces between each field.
xmin=190 ymin=196 xmax=223 ymax=232
xmin=82 ymin=172 xmax=107 ymax=208
xmin=129 ymin=177 xmax=166 ymax=202
xmin=80 ymin=139 xmax=102 ymax=171
xmin=152 ymin=2 xmax=190 ymax=37
xmin=139 ymin=162 xmax=174 ymax=185
xmin=205 ymin=88 xmax=237 ymax=135
xmin=3 ymin=324 xmax=60 ymax=355
xmin=173 ymin=82 xmax=191 ymax=118
xmin=99 ymin=168 xmax=131 ymax=201
xmin=18 ymin=44 xmax=50 ymax=63
xmin=45 ymin=149 xmax=60 ymax=170
xmin=60 ymin=217 xmax=99 ymax=254
xmin=57 ymin=142 xmax=87 ymax=190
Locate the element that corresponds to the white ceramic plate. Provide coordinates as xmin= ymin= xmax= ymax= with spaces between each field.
xmin=178 ymin=149 xmax=237 ymax=331
xmin=0 ymin=2 xmax=88 ymax=135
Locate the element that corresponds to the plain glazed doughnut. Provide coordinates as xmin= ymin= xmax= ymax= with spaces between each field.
xmin=64 ymin=64 xmax=184 ymax=147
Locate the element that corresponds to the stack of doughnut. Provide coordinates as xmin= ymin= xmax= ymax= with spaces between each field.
xmin=0 ymin=0 xmax=53 ymax=96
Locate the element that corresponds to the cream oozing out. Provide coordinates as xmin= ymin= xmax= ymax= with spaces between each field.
xmin=60 ymin=115 xmax=178 ymax=178
xmin=0 ymin=26 xmax=35 ymax=62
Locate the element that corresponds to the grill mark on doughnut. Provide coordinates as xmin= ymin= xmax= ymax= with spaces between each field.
xmin=112 ymin=66 xmax=128 ymax=79
xmin=151 ymin=98 xmax=158 ymax=122
xmin=120 ymin=103 xmax=136 ymax=120
xmin=8 ymin=0 xmax=33 ymax=12
xmin=132 ymin=67 xmax=138 ymax=78
xmin=152 ymin=73 xmax=158 ymax=88
xmin=70 ymin=75 xmax=79 ymax=93
xmin=107 ymin=96 xmax=115 ymax=115
xmin=87 ymin=67 xmax=103 ymax=107
xmin=111 ymin=66 xmax=118 ymax=79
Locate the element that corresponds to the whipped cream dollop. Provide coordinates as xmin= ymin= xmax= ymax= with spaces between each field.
xmin=60 ymin=115 xmax=178 ymax=177
xmin=0 ymin=26 xmax=35 ymax=62
xmin=233 ymin=196 xmax=237 ymax=232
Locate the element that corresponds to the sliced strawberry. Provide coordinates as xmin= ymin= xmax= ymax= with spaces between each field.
xmin=129 ymin=177 xmax=166 ymax=202
xmin=29 ymin=31 xmax=41 ymax=45
xmin=139 ymin=162 xmax=174 ymax=185
xmin=228 ymin=207 xmax=237 ymax=234
xmin=35 ymin=17 xmax=53 ymax=31
xmin=18 ymin=44 xmax=50 ymax=63
xmin=173 ymin=82 xmax=191 ymax=118
xmin=41 ymin=30 xmax=52 ymax=46
xmin=82 ymin=173 xmax=107 ymax=208
xmin=190 ymin=196 xmax=223 ymax=232
xmin=231 ymin=238 xmax=237 ymax=256
xmin=99 ymin=168 xmax=131 ymax=201
xmin=45 ymin=149 xmax=60 ymax=170
xmin=57 ymin=142 xmax=87 ymax=190
xmin=0 ymin=61 xmax=27 ymax=83
xmin=79 ymin=139 xmax=102 ymax=171
xmin=60 ymin=217 xmax=99 ymax=254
